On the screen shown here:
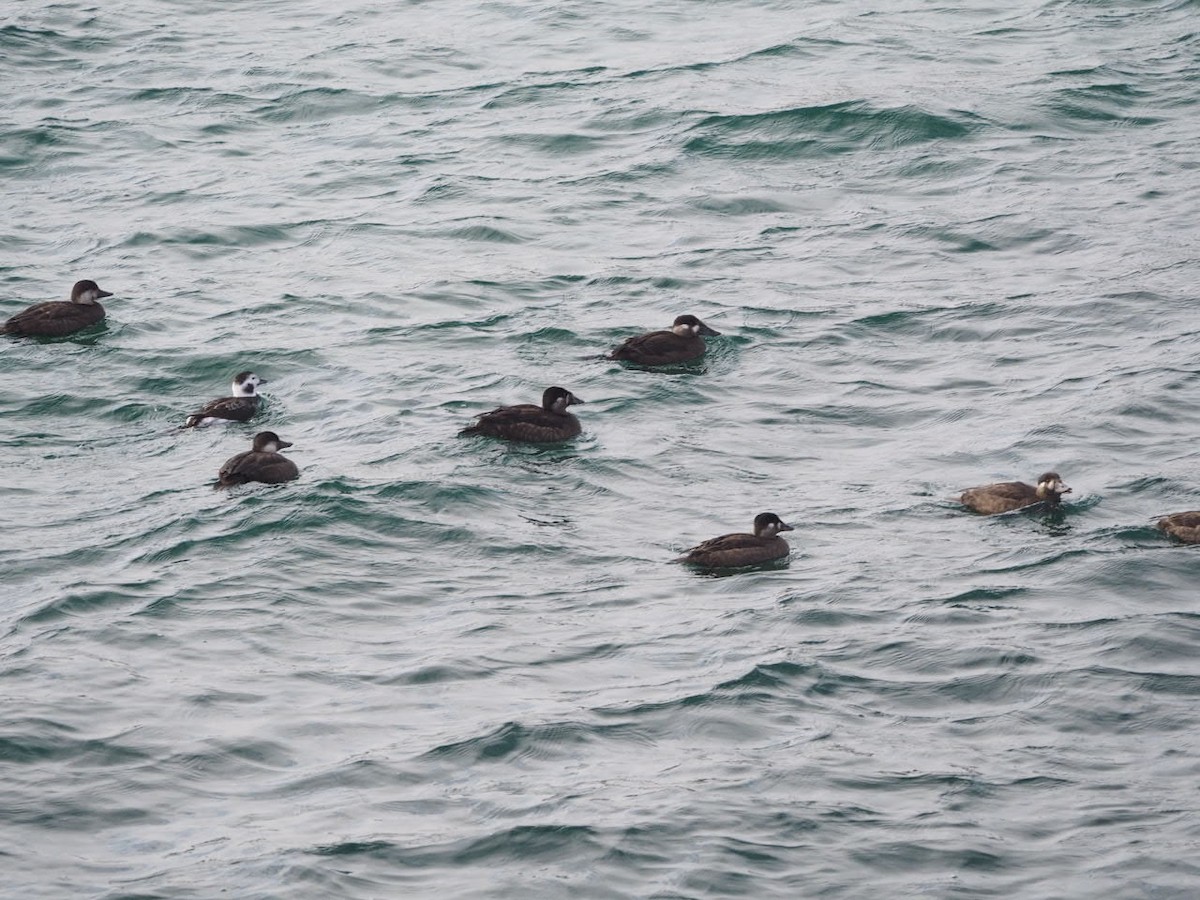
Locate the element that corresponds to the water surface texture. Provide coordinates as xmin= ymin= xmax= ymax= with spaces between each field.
xmin=3 ymin=0 xmax=1199 ymax=897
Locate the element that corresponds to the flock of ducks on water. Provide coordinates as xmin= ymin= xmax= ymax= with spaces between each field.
xmin=6 ymin=280 xmax=1200 ymax=562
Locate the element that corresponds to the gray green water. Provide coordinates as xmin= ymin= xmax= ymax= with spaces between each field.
xmin=3 ymin=0 xmax=1199 ymax=897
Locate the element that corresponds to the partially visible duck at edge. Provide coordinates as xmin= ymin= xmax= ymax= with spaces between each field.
xmin=185 ymin=371 xmax=267 ymax=428
xmin=674 ymin=512 xmax=795 ymax=568
xmin=460 ymin=386 xmax=585 ymax=443
xmin=216 ymin=431 xmax=299 ymax=488
xmin=960 ymin=471 xmax=1072 ymax=515
xmin=608 ymin=314 xmax=721 ymax=366
xmin=1157 ymin=511 xmax=1200 ymax=545
xmin=2 ymin=279 xmax=113 ymax=338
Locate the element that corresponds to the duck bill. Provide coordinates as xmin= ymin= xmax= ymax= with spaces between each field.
xmin=699 ymin=324 xmax=721 ymax=336
xmin=98 ymin=289 xmax=113 ymax=298
xmin=778 ymin=522 xmax=795 ymax=532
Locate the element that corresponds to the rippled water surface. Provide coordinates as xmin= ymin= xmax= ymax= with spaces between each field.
xmin=3 ymin=0 xmax=1199 ymax=897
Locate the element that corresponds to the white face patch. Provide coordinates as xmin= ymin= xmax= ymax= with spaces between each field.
xmin=234 ymin=375 xmax=260 ymax=396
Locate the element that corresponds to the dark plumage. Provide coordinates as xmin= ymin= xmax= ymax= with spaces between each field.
xmin=184 ymin=371 xmax=266 ymax=428
xmin=216 ymin=431 xmax=299 ymax=487
xmin=609 ymin=314 xmax=721 ymax=366
xmin=674 ymin=512 xmax=795 ymax=568
xmin=960 ymin=471 xmax=1072 ymax=515
xmin=460 ymin=386 xmax=585 ymax=443
xmin=1158 ymin=511 xmax=1200 ymax=545
xmin=2 ymin=279 xmax=112 ymax=337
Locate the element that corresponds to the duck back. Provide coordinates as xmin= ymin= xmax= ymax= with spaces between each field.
xmin=217 ymin=451 xmax=299 ymax=487
xmin=960 ymin=482 xmax=1041 ymax=515
xmin=461 ymin=404 xmax=581 ymax=443
xmin=610 ymin=330 xmax=706 ymax=366
xmin=677 ymin=532 xmax=790 ymax=568
xmin=3 ymin=300 xmax=105 ymax=337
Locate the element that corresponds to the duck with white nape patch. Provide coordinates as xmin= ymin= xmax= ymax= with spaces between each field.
xmin=183 ymin=371 xmax=268 ymax=428
xmin=959 ymin=471 xmax=1072 ymax=515
xmin=674 ymin=512 xmax=795 ymax=568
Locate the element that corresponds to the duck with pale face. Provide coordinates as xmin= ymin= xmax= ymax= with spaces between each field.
xmin=674 ymin=512 xmax=795 ymax=568
xmin=216 ymin=431 xmax=299 ymax=487
xmin=960 ymin=471 xmax=1072 ymax=515
xmin=2 ymin=279 xmax=113 ymax=337
xmin=184 ymin=371 xmax=267 ymax=428
xmin=609 ymin=314 xmax=721 ymax=366
xmin=459 ymin=386 xmax=585 ymax=443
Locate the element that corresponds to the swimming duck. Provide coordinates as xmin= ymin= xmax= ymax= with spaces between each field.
xmin=184 ymin=371 xmax=267 ymax=428
xmin=2 ymin=279 xmax=112 ymax=337
xmin=674 ymin=512 xmax=794 ymax=567
xmin=960 ymin=472 xmax=1071 ymax=515
xmin=608 ymin=314 xmax=720 ymax=366
xmin=1157 ymin=511 xmax=1200 ymax=544
xmin=216 ymin=431 xmax=298 ymax=487
xmin=459 ymin=386 xmax=585 ymax=443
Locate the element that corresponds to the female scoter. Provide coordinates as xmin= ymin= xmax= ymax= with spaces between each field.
xmin=960 ymin=471 xmax=1071 ymax=515
xmin=2 ymin=279 xmax=112 ymax=337
xmin=216 ymin=431 xmax=299 ymax=487
xmin=608 ymin=314 xmax=720 ymax=366
xmin=1157 ymin=511 xmax=1200 ymax=544
xmin=674 ymin=512 xmax=795 ymax=567
xmin=185 ymin=371 xmax=267 ymax=427
xmin=459 ymin=386 xmax=584 ymax=443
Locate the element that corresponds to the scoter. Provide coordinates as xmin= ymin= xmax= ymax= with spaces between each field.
xmin=1157 ymin=511 xmax=1200 ymax=545
xmin=608 ymin=314 xmax=720 ymax=366
xmin=184 ymin=371 xmax=267 ymax=428
xmin=2 ymin=279 xmax=112 ymax=337
xmin=459 ymin=386 xmax=585 ymax=443
xmin=960 ymin=471 xmax=1071 ymax=515
xmin=674 ymin=512 xmax=795 ymax=567
xmin=216 ymin=431 xmax=299 ymax=487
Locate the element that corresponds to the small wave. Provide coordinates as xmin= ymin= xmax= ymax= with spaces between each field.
xmin=685 ymin=102 xmax=978 ymax=159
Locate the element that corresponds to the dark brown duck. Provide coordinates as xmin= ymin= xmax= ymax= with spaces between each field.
xmin=1157 ymin=511 xmax=1200 ymax=544
xmin=2 ymin=279 xmax=112 ymax=337
xmin=185 ymin=371 xmax=267 ymax=428
xmin=216 ymin=431 xmax=299 ymax=487
xmin=460 ymin=386 xmax=584 ymax=443
xmin=960 ymin=471 xmax=1071 ymax=515
xmin=674 ymin=512 xmax=794 ymax=567
xmin=608 ymin=314 xmax=720 ymax=366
